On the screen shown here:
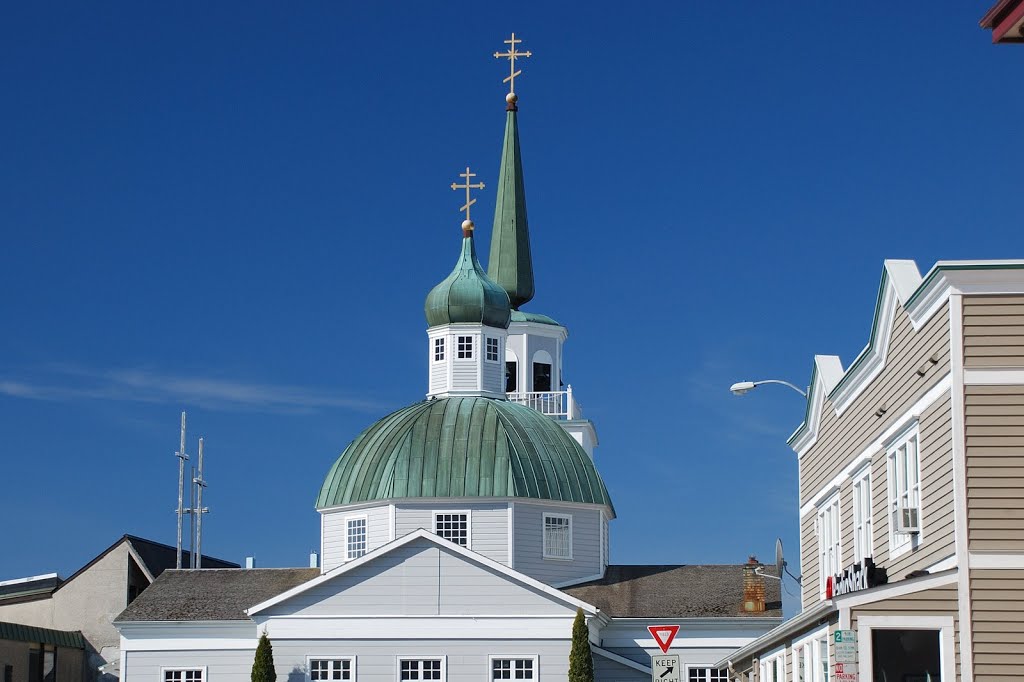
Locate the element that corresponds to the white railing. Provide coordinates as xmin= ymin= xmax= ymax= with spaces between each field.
xmin=507 ymin=385 xmax=583 ymax=420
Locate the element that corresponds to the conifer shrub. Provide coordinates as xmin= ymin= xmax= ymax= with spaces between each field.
xmin=252 ymin=631 xmax=277 ymax=682
xmin=568 ymin=608 xmax=594 ymax=682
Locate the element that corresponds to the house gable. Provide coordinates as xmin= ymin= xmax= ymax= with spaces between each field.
xmin=251 ymin=530 xmax=593 ymax=618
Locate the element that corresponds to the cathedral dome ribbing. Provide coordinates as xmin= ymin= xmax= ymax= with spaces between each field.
xmin=424 ymin=230 xmax=511 ymax=329
xmin=315 ymin=396 xmax=614 ymax=510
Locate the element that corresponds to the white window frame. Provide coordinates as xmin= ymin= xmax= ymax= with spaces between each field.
xmin=488 ymin=655 xmax=538 ymax=682
xmin=396 ymin=657 xmax=446 ymax=682
xmin=758 ymin=648 xmax=785 ymax=682
xmin=161 ymin=668 xmax=207 ymax=682
xmin=542 ymin=513 xmax=573 ymax=560
xmin=683 ymin=665 xmax=729 ymax=682
xmin=345 ymin=515 xmax=368 ymax=561
xmin=793 ymin=625 xmax=830 ymax=682
xmin=852 ymin=465 xmax=873 ymax=564
xmin=433 ymin=338 xmax=445 ymax=362
xmin=433 ymin=511 xmax=471 ymax=548
xmin=456 ymin=335 xmax=473 ymax=359
xmin=886 ymin=423 xmax=922 ymax=558
xmin=856 ymin=615 xmax=955 ymax=682
xmin=817 ymin=494 xmax=840 ymax=599
xmin=307 ymin=656 xmax=356 ymax=682
xmin=485 ymin=337 xmax=500 ymax=363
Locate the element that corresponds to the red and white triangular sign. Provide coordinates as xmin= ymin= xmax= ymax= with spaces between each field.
xmin=647 ymin=625 xmax=680 ymax=654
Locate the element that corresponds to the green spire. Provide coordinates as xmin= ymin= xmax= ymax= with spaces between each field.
xmin=488 ymin=106 xmax=534 ymax=310
xmin=425 ymin=229 xmax=511 ymax=329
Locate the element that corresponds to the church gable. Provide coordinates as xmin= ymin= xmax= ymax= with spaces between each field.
xmin=253 ymin=532 xmax=588 ymax=618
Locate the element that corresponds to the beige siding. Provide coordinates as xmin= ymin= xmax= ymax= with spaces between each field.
xmin=799 ymin=301 xmax=950 ymax=504
xmin=970 ymin=569 xmax=1024 ymax=678
xmin=965 ymin=385 xmax=1024 ymax=551
xmin=963 ymin=295 xmax=1024 ymax=367
xmin=850 ymin=584 xmax=960 ymax=678
xmin=799 ymin=301 xmax=952 ymax=609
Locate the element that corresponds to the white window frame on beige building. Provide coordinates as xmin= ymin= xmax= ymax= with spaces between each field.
xmin=851 ymin=465 xmax=873 ymax=563
xmin=793 ymin=625 xmax=830 ymax=682
xmin=885 ymin=422 xmax=922 ymax=559
xmin=855 ymin=615 xmax=954 ymax=682
xmin=757 ymin=646 xmax=785 ymax=682
xmin=817 ymin=494 xmax=840 ymax=599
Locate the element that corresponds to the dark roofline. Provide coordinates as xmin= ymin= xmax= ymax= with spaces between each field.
xmin=54 ymin=535 xmax=239 ymax=594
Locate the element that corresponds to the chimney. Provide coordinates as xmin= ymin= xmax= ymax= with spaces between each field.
xmin=309 ymin=551 xmax=319 ymax=568
xmin=245 ymin=556 xmax=255 ymax=569
xmin=742 ymin=555 xmax=766 ymax=613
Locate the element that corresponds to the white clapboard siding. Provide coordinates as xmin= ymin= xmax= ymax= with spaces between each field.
xmin=513 ymin=503 xmax=601 ymax=585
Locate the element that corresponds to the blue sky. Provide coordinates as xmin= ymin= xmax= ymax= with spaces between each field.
xmin=1 ymin=3 xmax=1018 ymax=614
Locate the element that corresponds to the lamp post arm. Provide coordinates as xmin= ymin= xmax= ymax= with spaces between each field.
xmin=753 ymin=379 xmax=807 ymax=397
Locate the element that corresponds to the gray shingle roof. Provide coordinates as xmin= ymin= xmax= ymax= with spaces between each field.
xmin=115 ymin=568 xmax=319 ymax=622
xmin=561 ymin=565 xmax=783 ymax=618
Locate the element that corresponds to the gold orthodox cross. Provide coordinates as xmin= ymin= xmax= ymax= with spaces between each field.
xmin=494 ymin=32 xmax=531 ymax=96
xmin=451 ymin=166 xmax=485 ymax=228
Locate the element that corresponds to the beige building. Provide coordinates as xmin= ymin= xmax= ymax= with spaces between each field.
xmin=719 ymin=260 xmax=1024 ymax=682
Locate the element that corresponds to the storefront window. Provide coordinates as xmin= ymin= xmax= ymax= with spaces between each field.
xmin=872 ymin=629 xmax=940 ymax=681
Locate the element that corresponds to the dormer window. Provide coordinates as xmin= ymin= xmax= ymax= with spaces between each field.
xmin=543 ymin=513 xmax=572 ymax=559
xmin=486 ymin=337 xmax=500 ymax=362
xmin=433 ymin=338 xmax=445 ymax=362
xmin=457 ymin=336 xmax=473 ymax=359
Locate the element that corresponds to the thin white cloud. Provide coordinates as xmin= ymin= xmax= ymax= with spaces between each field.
xmin=0 ymin=366 xmax=385 ymax=414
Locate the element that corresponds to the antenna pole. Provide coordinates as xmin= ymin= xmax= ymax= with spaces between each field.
xmin=174 ymin=412 xmax=189 ymax=570
xmin=194 ymin=437 xmax=208 ymax=569
xmin=189 ymin=465 xmax=197 ymax=568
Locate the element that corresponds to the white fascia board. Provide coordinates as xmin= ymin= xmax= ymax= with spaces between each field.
xmin=904 ymin=260 xmax=1024 ymax=325
xmin=884 ymin=259 xmax=924 ymax=306
xmin=321 ymin=497 xmax=609 ymax=515
xmin=0 ymin=572 xmax=60 ymax=586
xmin=116 ymin=620 xmax=256 ymax=643
xmin=790 ymin=355 xmax=844 ymax=456
xmin=592 ymin=646 xmax=652 ymax=674
xmin=246 ymin=528 xmax=598 ymax=616
xmin=507 ymin=321 xmax=568 ymax=342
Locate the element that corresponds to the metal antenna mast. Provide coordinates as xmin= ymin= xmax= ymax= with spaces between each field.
xmin=175 ymin=412 xmax=189 ymax=570
xmin=194 ymin=437 xmax=208 ymax=568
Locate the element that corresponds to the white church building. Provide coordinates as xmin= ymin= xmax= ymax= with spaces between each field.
xmin=114 ymin=41 xmax=780 ymax=682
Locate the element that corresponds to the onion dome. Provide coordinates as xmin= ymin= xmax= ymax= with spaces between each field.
xmin=316 ymin=396 xmax=614 ymax=512
xmin=425 ymin=227 xmax=511 ymax=329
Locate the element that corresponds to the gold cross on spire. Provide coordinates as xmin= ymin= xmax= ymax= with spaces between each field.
xmin=451 ymin=166 xmax=485 ymax=231
xmin=494 ymin=32 xmax=531 ymax=101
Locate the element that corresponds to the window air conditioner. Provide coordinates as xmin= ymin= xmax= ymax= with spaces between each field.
xmin=895 ymin=506 xmax=920 ymax=534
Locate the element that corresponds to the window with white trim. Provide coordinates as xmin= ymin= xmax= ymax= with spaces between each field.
xmin=817 ymin=496 xmax=840 ymax=597
xmin=434 ymin=512 xmax=469 ymax=546
xmin=687 ymin=667 xmax=728 ymax=682
xmin=852 ymin=467 xmax=873 ymax=563
xmin=759 ymin=652 xmax=784 ymax=682
xmin=887 ymin=426 xmax=921 ymax=553
xmin=310 ymin=659 xmax=353 ymax=681
xmin=433 ymin=338 xmax=445 ymax=362
xmin=399 ymin=659 xmax=442 ymax=682
xmin=457 ymin=336 xmax=473 ymax=359
xmin=491 ymin=657 xmax=536 ymax=682
xmin=793 ymin=629 xmax=829 ymax=682
xmin=164 ymin=670 xmax=204 ymax=682
xmin=486 ymin=337 xmax=500 ymax=362
xmin=346 ymin=517 xmax=367 ymax=560
xmin=543 ymin=513 xmax=572 ymax=559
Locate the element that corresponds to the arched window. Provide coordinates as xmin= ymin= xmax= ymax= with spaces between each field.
xmin=532 ymin=350 xmax=553 ymax=392
xmin=505 ymin=349 xmax=519 ymax=393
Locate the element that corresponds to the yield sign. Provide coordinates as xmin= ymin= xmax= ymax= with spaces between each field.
xmin=647 ymin=625 xmax=680 ymax=654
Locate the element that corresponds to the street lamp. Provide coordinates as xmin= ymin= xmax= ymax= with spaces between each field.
xmin=729 ymin=379 xmax=807 ymax=398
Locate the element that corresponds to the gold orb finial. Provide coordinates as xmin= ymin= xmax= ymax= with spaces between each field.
xmin=506 ymin=92 xmax=518 ymax=104
xmin=462 ymin=219 xmax=475 ymax=232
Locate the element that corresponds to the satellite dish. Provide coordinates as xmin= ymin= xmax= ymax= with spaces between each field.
xmin=775 ymin=538 xmax=785 ymax=578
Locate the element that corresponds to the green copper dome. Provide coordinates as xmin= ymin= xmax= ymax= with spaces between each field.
xmin=316 ymin=396 xmax=614 ymax=511
xmin=425 ymin=232 xmax=511 ymax=329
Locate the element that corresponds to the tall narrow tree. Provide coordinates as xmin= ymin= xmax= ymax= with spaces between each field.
xmin=252 ymin=631 xmax=277 ymax=682
xmin=568 ymin=608 xmax=594 ymax=682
